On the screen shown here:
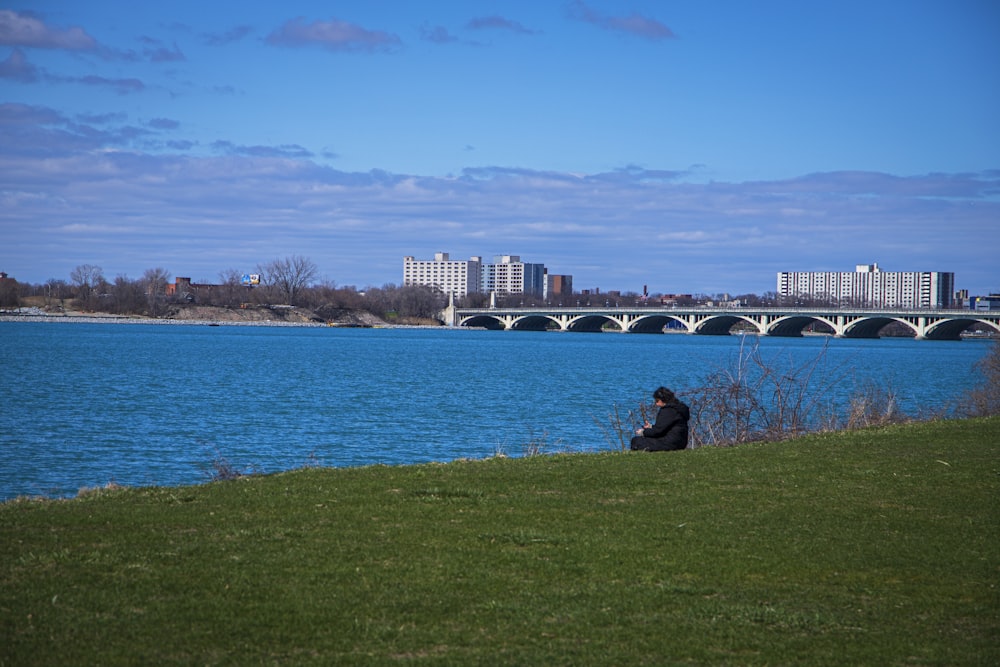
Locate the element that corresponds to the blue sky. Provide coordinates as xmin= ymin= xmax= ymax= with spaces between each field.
xmin=1 ymin=0 xmax=998 ymax=295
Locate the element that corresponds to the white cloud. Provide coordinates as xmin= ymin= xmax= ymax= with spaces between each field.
xmin=265 ymin=17 xmax=401 ymax=53
xmin=1 ymin=106 xmax=998 ymax=294
xmin=0 ymin=10 xmax=98 ymax=50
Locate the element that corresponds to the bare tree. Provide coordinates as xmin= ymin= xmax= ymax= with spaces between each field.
xmin=110 ymin=275 xmax=145 ymax=314
xmin=257 ymin=255 xmax=318 ymax=306
xmin=457 ymin=292 xmax=490 ymax=308
xmin=142 ymin=267 xmax=171 ymax=317
xmin=70 ymin=264 xmax=105 ymax=311
xmin=217 ymin=268 xmax=246 ymax=308
xmin=43 ymin=279 xmax=70 ymax=308
xmin=396 ymin=284 xmax=448 ymax=319
xmin=360 ymin=284 xmax=447 ymax=321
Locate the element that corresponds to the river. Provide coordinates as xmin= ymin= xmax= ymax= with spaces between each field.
xmin=0 ymin=321 xmax=992 ymax=500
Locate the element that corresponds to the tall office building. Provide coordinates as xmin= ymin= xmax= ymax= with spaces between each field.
xmin=777 ymin=264 xmax=954 ymax=308
xmin=481 ymin=255 xmax=546 ymax=297
xmin=402 ymin=253 xmax=482 ymax=298
xmin=546 ymin=273 xmax=573 ymax=300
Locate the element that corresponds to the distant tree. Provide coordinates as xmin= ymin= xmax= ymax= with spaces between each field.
xmin=257 ymin=255 xmax=318 ymax=305
xmin=396 ymin=284 xmax=447 ymax=319
xmin=457 ymin=292 xmax=490 ymax=308
xmin=359 ymin=283 xmax=446 ymax=321
xmin=733 ymin=293 xmax=766 ymax=307
xmin=304 ymin=281 xmax=365 ymax=311
xmin=671 ymin=294 xmax=700 ymax=306
xmin=217 ymin=268 xmax=246 ymax=308
xmin=44 ymin=279 xmax=70 ymax=307
xmin=70 ymin=264 xmax=105 ymax=311
xmin=759 ymin=291 xmax=779 ymax=306
xmin=142 ymin=267 xmax=170 ymax=317
xmin=616 ymin=291 xmax=642 ymax=307
xmin=360 ymin=284 xmax=394 ymax=318
xmin=110 ymin=275 xmax=145 ymax=314
xmin=0 ymin=274 xmax=19 ymax=310
xmin=493 ymin=292 xmax=544 ymax=308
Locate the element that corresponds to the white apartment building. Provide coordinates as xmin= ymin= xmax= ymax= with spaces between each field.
xmin=480 ymin=255 xmax=546 ymax=297
xmin=402 ymin=253 xmax=482 ymax=298
xmin=403 ymin=253 xmax=548 ymax=297
xmin=777 ymin=263 xmax=955 ymax=308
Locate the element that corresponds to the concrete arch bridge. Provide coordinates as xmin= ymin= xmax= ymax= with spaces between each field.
xmin=449 ymin=306 xmax=1000 ymax=341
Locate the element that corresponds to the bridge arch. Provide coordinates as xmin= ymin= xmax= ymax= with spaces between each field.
xmin=766 ymin=314 xmax=838 ymax=337
xmin=564 ymin=314 xmax=620 ymax=332
xmin=693 ymin=314 xmax=762 ymax=336
xmin=924 ymin=317 xmax=1000 ymax=341
xmin=509 ymin=314 xmax=559 ymax=331
xmin=625 ymin=314 xmax=690 ymax=334
xmin=842 ymin=316 xmax=908 ymax=339
xmin=460 ymin=314 xmax=506 ymax=330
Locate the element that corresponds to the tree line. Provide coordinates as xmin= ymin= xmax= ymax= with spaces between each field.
xmin=1 ymin=257 xmax=451 ymax=322
xmin=0 ymin=254 xmax=877 ymax=321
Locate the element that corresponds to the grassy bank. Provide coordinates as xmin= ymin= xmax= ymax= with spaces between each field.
xmin=2 ymin=418 xmax=998 ymax=665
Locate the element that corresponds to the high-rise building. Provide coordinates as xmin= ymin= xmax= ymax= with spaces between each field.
xmin=546 ymin=273 xmax=573 ymax=300
xmin=402 ymin=253 xmax=482 ymax=298
xmin=481 ymin=255 xmax=546 ymax=296
xmin=777 ymin=263 xmax=954 ymax=308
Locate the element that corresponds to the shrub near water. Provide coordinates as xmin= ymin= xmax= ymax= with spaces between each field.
xmin=2 ymin=418 xmax=998 ymax=665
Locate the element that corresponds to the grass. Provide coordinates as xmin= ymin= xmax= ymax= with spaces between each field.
xmin=2 ymin=418 xmax=998 ymax=666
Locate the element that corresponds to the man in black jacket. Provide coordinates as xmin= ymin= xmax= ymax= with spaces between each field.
xmin=630 ymin=386 xmax=690 ymax=451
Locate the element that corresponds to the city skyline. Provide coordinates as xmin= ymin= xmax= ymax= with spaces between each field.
xmin=1 ymin=1 xmax=998 ymax=295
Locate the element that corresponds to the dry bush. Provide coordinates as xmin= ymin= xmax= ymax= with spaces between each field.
xmin=957 ymin=341 xmax=1000 ymax=417
xmin=842 ymin=380 xmax=904 ymax=430
xmin=685 ymin=338 xmax=842 ymax=447
xmin=596 ymin=402 xmax=654 ymax=451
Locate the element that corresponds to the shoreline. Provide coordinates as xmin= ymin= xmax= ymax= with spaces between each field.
xmin=0 ymin=310 xmax=461 ymax=330
xmin=0 ymin=313 xmax=326 ymax=327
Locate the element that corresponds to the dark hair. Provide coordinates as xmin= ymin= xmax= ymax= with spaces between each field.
xmin=653 ymin=386 xmax=676 ymax=404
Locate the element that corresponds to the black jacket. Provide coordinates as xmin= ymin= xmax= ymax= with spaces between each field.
xmin=639 ymin=401 xmax=690 ymax=451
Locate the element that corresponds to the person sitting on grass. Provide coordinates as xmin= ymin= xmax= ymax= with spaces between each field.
xmin=631 ymin=386 xmax=690 ymax=451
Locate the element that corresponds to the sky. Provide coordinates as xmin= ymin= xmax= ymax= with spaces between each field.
xmin=1 ymin=0 xmax=998 ymax=296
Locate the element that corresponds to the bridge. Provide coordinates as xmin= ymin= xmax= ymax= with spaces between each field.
xmin=446 ymin=305 xmax=1000 ymax=340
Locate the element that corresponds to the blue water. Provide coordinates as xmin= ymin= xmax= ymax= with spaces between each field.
xmin=0 ymin=322 xmax=992 ymax=500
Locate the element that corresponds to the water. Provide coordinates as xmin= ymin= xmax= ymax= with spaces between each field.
xmin=0 ymin=322 xmax=992 ymax=500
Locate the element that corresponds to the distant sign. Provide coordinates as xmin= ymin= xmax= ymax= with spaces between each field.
xmin=241 ymin=274 xmax=261 ymax=287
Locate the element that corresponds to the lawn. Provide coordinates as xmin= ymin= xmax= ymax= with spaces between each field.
xmin=2 ymin=418 xmax=998 ymax=665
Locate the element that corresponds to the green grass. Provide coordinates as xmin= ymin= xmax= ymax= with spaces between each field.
xmin=2 ymin=418 xmax=998 ymax=666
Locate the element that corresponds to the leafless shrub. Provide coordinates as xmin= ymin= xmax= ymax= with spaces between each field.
xmin=76 ymin=480 xmax=126 ymax=498
xmin=842 ymin=380 xmax=904 ymax=430
xmin=684 ymin=337 xmax=842 ymax=447
xmin=493 ymin=429 xmax=562 ymax=457
xmin=957 ymin=341 xmax=1000 ymax=417
xmin=521 ymin=429 xmax=560 ymax=457
xmin=595 ymin=402 xmax=648 ymax=452
xmin=206 ymin=451 xmax=255 ymax=481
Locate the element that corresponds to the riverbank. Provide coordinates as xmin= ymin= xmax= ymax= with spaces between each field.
xmin=2 ymin=417 xmax=997 ymax=665
xmin=0 ymin=304 xmax=399 ymax=327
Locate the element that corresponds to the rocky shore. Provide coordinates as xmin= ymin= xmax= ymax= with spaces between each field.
xmin=0 ymin=304 xmax=393 ymax=328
